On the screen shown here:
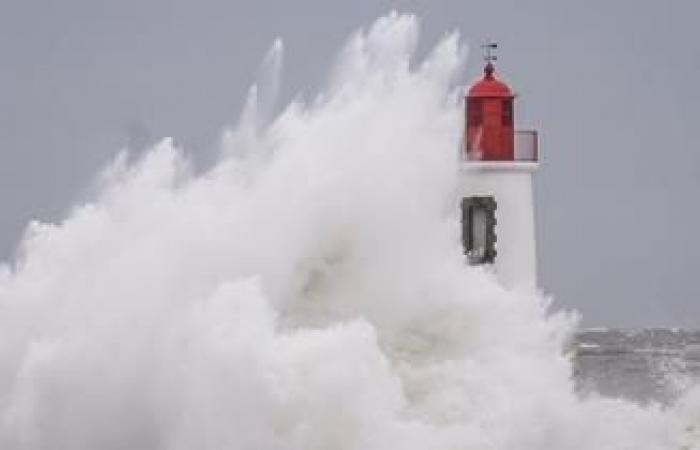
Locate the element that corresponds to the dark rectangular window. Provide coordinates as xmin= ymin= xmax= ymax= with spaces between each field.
xmin=461 ymin=196 xmax=497 ymax=265
xmin=501 ymin=99 xmax=513 ymax=126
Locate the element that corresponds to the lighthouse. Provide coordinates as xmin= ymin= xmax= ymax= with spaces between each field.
xmin=460 ymin=43 xmax=539 ymax=290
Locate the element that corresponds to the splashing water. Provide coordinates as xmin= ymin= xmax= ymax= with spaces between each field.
xmin=0 ymin=12 xmax=697 ymax=450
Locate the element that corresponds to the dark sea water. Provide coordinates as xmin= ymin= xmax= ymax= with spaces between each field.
xmin=573 ymin=328 xmax=700 ymax=404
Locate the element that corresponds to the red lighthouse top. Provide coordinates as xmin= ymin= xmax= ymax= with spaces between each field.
xmin=467 ymin=62 xmax=514 ymax=98
xmin=464 ymin=45 xmax=516 ymax=161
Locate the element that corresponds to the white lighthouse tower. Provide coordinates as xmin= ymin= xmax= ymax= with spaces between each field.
xmin=460 ymin=43 xmax=539 ymax=290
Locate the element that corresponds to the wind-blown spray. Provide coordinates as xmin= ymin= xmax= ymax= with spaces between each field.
xmin=0 ymin=12 xmax=696 ymax=450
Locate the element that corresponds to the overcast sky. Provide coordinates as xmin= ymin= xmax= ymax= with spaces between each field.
xmin=1 ymin=0 xmax=698 ymax=327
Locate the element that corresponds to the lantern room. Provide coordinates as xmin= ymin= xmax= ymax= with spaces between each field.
xmin=465 ymin=61 xmax=515 ymax=161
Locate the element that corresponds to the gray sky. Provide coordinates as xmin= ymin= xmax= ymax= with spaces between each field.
xmin=1 ymin=0 xmax=699 ymax=327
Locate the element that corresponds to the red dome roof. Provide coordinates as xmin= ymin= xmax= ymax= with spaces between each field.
xmin=467 ymin=63 xmax=513 ymax=98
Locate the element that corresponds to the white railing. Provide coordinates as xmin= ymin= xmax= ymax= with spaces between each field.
xmin=514 ymin=130 xmax=538 ymax=161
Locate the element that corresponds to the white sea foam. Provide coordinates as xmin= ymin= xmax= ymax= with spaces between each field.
xmin=0 ymin=12 xmax=697 ymax=450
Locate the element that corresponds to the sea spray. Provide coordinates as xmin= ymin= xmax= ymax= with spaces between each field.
xmin=0 ymin=12 xmax=696 ymax=450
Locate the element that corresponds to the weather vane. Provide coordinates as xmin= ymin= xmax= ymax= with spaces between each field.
xmin=481 ymin=41 xmax=498 ymax=64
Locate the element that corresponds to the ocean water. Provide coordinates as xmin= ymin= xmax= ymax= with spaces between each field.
xmin=0 ymin=12 xmax=698 ymax=450
xmin=574 ymin=329 xmax=700 ymax=405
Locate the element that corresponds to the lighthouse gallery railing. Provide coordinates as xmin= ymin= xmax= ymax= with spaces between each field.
xmin=514 ymin=130 xmax=538 ymax=162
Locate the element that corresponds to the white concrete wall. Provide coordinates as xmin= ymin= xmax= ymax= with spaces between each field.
xmin=459 ymin=162 xmax=538 ymax=291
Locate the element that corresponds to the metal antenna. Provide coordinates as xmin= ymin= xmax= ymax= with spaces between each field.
xmin=481 ymin=41 xmax=498 ymax=64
